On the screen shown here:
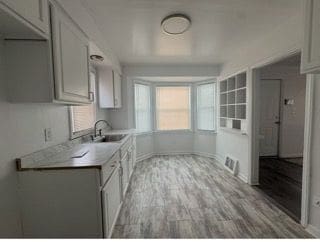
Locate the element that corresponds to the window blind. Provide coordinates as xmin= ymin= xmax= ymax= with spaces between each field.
xmin=156 ymin=86 xmax=191 ymax=130
xmin=197 ymin=83 xmax=216 ymax=131
xmin=70 ymin=72 xmax=96 ymax=134
xmin=134 ymin=83 xmax=152 ymax=132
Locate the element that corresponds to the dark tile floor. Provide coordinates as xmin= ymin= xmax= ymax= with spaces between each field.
xmin=112 ymin=155 xmax=311 ymax=238
xmin=258 ymin=157 xmax=303 ymax=221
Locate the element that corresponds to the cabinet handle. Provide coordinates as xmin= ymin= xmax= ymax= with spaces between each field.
xmin=114 ymin=98 xmax=118 ymax=106
xmin=89 ymin=91 xmax=95 ymax=102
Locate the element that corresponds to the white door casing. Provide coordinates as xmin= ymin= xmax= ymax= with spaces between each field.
xmin=259 ymin=79 xmax=281 ymax=156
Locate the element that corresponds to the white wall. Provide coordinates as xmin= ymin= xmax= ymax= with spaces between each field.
xmin=216 ymin=6 xmax=304 ymax=184
xmin=260 ymin=64 xmax=306 ymax=158
xmin=0 ymin=38 xmax=108 ymax=237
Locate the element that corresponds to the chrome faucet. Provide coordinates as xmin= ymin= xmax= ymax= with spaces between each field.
xmin=93 ymin=120 xmax=112 ymax=138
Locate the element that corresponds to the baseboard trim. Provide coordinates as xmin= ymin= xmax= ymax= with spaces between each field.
xmin=192 ymin=152 xmax=216 ymax=159
xmin=237 ymin=173 xmax=248 ymax=183
xmin=136 ymin=153 xmax=154 ymax=162
xmin=306 ymin=225 xmax=320 ymax=238
xmin=153 ymin=151 xmax=194 ymax=156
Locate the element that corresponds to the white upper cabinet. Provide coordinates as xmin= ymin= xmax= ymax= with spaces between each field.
xmin=0 ymin=0 xmax=49 ymax=37
xmin=301 ymin=0 xmax=320 ymax=74
xmin=98 ymin=67 xmax=122 ymax=108
xmin=113 ymin=71 xmax=122 ymax=108
xmin=50 ymin=2 xmax=91 ymax=103
xmin=5 ymin=0 xmax=92 ymax=105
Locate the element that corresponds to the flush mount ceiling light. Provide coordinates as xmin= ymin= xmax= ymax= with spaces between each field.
xmin=161 ymin=14 xmax=191 ymax=35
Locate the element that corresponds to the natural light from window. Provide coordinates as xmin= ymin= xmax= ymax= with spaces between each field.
xmin=197 ymin=82 xmax=216 ymax=131
xmin=156 ymin=86 xmax=191 ymax=131
xmin=134 ymin=83 xmax=152 ymax=133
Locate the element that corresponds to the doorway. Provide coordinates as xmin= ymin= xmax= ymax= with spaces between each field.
xmin=253 ymin=54 xmax=307 ymax=222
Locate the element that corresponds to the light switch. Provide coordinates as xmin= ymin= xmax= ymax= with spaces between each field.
xmin=44 ymin=128 xmax=52 ymax=142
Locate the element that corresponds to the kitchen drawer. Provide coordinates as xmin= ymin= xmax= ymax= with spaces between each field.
xmin=120 ymin=136 xmax=132 ymax=158
xmin=101 ymin=152 xmax=120 ymax=186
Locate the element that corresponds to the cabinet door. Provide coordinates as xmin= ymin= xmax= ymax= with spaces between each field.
xmin=102 ymin=168 xmax=121 ymax=238
xmin=301 ymin=0 xmax=320 ymax=73
xmin=0 ymin=0 xmax=49 ymax=35
xmin=50 ymin=2 xmax=91 ymax=104
xmin=113 ymin=71 xmax=122 ymax=108
xmin=121 ymin=153 xmax=129 ymax=196
xmin=99 ymin=68 xmax=115 ymax=108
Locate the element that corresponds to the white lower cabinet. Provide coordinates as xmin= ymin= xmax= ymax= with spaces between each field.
xmin=102 ymin=166 xmax=122 ymax=238
xmin=18 ymin=136 xmax=136 ymax=238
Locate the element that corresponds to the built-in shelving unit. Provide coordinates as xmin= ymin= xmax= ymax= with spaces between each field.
xmin=219 ymin=72 xmax=247 ymax=132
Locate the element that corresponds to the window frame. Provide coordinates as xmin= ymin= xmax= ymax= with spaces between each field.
xmin=155 ymin=83 xmax=192 ymax=132
xmin=69 ymin=68 xmax=97 ymax=140
xmin=196 ymin=80 xmax=217 ymax=132
xmin=133 ymin=80 xmax=153 ymax=134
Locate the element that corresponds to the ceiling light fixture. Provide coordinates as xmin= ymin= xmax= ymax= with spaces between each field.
xmin=90 ymin=54 xmax=104 ymax=62
xmin=161 ymin=14 xmax=191 ymax=35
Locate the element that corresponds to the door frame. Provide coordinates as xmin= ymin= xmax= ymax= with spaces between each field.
xmin=248 ymin=48 xmax=314 ymax=227
xmin=259 ymin=79 xmax=282 ymax=157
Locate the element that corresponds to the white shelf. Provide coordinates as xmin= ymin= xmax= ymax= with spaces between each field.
xmin=219 ymin=71 xmax=247 ymax=132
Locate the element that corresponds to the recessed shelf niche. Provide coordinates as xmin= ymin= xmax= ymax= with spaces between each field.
xmin=219 ymin=71 xmax=247 ymax=132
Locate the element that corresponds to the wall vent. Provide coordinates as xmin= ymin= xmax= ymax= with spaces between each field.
xmin=224 ymin=156 xmax=238 ymax=175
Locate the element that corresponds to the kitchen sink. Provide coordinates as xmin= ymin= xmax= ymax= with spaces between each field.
xmin=93 ymin=134 xmax=127 ymax=143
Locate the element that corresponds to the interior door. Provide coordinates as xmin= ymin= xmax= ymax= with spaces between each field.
xmin=259 ymin=79 xmax=281 ymax=156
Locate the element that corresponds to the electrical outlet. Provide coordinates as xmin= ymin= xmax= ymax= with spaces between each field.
xmin=312 ymin=196 xmax=320 ymax=208
xmin=44 ymin=128 xmax=52 ymax=142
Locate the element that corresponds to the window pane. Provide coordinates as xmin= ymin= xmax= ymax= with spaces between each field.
xmin=134 ymin=83 xmax=151 ymax=132
xmin=197 ymin=83 xmax=216 ymax=130
xmin=156 ymin=86 xmax=191 ymax=130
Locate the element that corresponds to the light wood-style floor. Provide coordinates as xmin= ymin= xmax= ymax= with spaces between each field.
xmin=112 ymin=155 xmax=312 ymax=238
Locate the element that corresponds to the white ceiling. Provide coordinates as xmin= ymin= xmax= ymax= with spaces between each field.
xmin=80 ymin=0 xmax=301 ymax=66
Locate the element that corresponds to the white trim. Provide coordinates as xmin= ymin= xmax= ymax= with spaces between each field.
xmin=190 ymin=152 xmax=216 ymax=159
xmin=301 ymin=75 xmax=314 ymax=227
xmin=154 ymin=151 xmax=194 ymax=156
xmin=136 ymin=153 xmax=154 ymax=162
xmin=237 ymin=173 xmax=248 ymax=184
xmin=306 ymin=224 xmax=320 ymax=238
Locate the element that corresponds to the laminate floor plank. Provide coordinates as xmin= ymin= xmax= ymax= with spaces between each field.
xmin=112 ymin=155 xmax=312 ymax=238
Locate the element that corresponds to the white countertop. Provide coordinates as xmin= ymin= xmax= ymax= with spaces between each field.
xmin=18 ymin=129 xmax=134 ymax=170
